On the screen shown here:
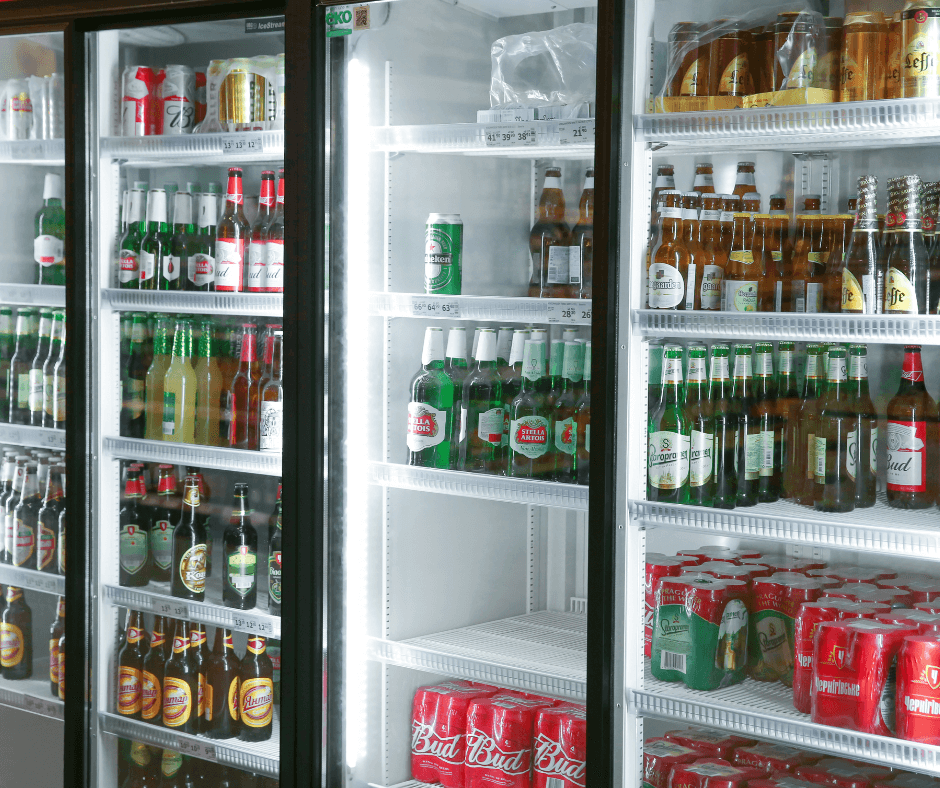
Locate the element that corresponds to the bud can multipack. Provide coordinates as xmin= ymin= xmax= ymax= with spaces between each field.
xmin=425 ymin=213 xmax=463 ymax=295
xmin=666 ymin=758 xmax=765 ymax=788
xmin=663 ymin=728 xmax=755 ymax=761
xmin=533 ymin=704 xmax=586 ymax=788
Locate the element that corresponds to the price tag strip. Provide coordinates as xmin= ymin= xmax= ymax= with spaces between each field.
xmin=410 ymin=296 xmax=461 ymax=319
xmin=220 ymin=134 xmax=265 ymax=156
xmin=178 ymin=736 xmax=218 ymax=762
xmin=558 ymin=118 xmax=595 ymax=146
xmin=484 ymin=123 xmax=538 ymax=148
xmin=546 ymin=301 xmax=593 ymax=325
xmin=0 ymin=564 xmax=65 ymax=595
xmin=21 ymin=693 xmax=63 ymax=720
xmin=0 ymin=424 xmax=66 ymax=450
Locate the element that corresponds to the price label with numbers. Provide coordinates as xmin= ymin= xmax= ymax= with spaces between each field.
xmin=231 ymin=615 xmax=274 ymax=635
xmin=12 ymin=143 xmax=41 ymax=161
xmin=484 ymin=124 xmax=538 ymax=148
xmin=410 ymin=297 xmax=460 ymax=318
xmin=156 ymin=600 xmax=190 ymax=619
xmin=177 ymin=737 xmax=217 ymax=761
xmin=546 ymin=302 xmax=592 ymax=325
xmin=558 ymin=118 xmax=595 ymax=146
xmin=220 ymin=134 xmax=264 ymax=155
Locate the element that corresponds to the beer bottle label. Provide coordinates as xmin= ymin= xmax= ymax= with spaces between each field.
xmin=554 ymin=417 xmax=577 ymax=456
xmin=269 ymin=550 xmax=282 ymax=603
xmin=847 ymin=427 xmax=859 ymax=482
xmin=162 ymin=391 xmax=177 ymax=436
xmin=743 ymin=431 xmax=761 ymax=481
xmin=0 ymin=623 xmax=24 ymax=667
xmin=162 ymin=254 xmax=180 ymax=282
xmin=546 ymin=246 xmax=570 ymax=284
xmin=27 ymin=368 xmax=43 ymax=413
xmin=760 ymin=430 xmax=775 ymax=477
xmin=119 ymin=524 xmax=148 ymax=575
xmin=130 ymin=742 xmax=150 ymax=768
xmin=12 ymin=518 xmax=34 ymax=566
xmin=700 ymin=265 xmax=723 ymax=310
xmin=693 ymin=172 xmax=713 ymax=190
xmin=190 ymin=253 xmax=215 ymax=287
xmin=680 ymin=58 xmax=702 ymax=96
xmin=786 ymin=48 xmax=817 ymax=89
xmin=903 ymin=9 xmax=940 ymax=97
xmin=49 ymin=639 xmax=59 ymax=683
xmin=260 ymin=401 xmax=284 ymax=451
xmin=501 ymin=408 xmax=511 ymax=449
xmin=142 ymin=669 xmax=161 ymax=720
xmin=805 ymin=282 xmax=823 ymax=313
xmin=161 ymin=750 xmax=183 ymax=779
xmin=648 ymin=431 xmax=690 ymax=489
xmin=240 ymin=677 xmax=274 ymax=727
xmin=227 ymin=545 xmax=258 ymax=597
xmin=885 ymin=267 xmax=918 ymax=312
xmin=229 ymin=676 xmax=240 ymax=721
xmin=34 ymin=235 xmax=64 ymax=266
xmin=719 ymin=53 xmax=748 ymax=94
xmin=814 ymin=436 xmax=828 ymax=483
xmin=406 ymin=403 xmax=446 ymax=452
xmin=117 ymin=665 xmax=143 ymax=715
xmin=139 ymin=250 xmax=156 ymax=282
xmin=43 ymin=374 xmax=54 ymax=416
xmin=58 ymin=527 xmax=65 ymax=573
xmin=54 ymin=377 xmax=66 ymax=422
xmin=425 ymin=222 xmax=462 ymax=294
xmin=198 ymin=671 xmax=206 ymax=717
xmin=690 ymin=430 xmax=713 ymax=487
xmin=119 ymin=249 xmax=139 ymax=283
xmin=162 ymin=676 xmax=192 ymax=727
xmin=16 ymin=372 xmax=29 ymax=409
xmin=477 ymin=407 xmax=504 ymax=445
xmin=648 ymin=263 xmax=684 ymax=308
xmin=205 ymin=682 xmax=214 ymax=721
xmin=150 ymin=520 xmax=173 ymax=571
xmin=215 ymin=239 xmax=246 ymax=291
xmin=806 ymin=433 xmax=816 ymax=480
xmin=58 ymin=652 xmax=64 ymax=698
xmin=725 ymin=279 xmax=758 ymax=312
xmin=842 ymin=269 xmax=864 ymax=311
xmin=122 ymin=378 xmax=145 ymax=419
xmin=178 ymin=543 xmax=208 ymax=594
xmin=459 ymin=406 xmax=467 ymax=444
xmin=248 ymin=241 xmax=267 ymax=293
xmin=684 ymin=263 xmax=696 ymax=309
xmin=265 ymin=240 xmax=285 ymax=292
xmin=871 ymin=427 xmax=878 ymax=475
xmin=510 ymin=416 xmax=550 ymax=459
xmin=887 ymin=420 xmax=927 ymax=492
xmin=585 ymin=424 xmax=590 ymax=454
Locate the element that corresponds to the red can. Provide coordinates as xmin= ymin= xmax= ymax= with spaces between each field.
xmin=732 ymin=742 xmax=818 ymax=774
xmin=908 ymin=581 xmax=940 ymax=603
xmin=676 ymin=548 xmax=743 ymax=564
xmin=663 ymin=729 xmax=755 ymax=761
xmin=643 ymin=738 xmax=704 ymax=788
xmin=646 ymin=557 xmax=686 ymax=657
xmin=877 ymin=573 xmax=934 ymax=591
xmin=667 ymin=759 xmax=765 ymax=788
xmin=793 ymin=600 xmax=845 ymax=713
xmin=897 ymin=634 xmax=940 ymax=744
xmin=697 ymin=562 xmax=771 ymax=581
xmin=875 ymin=774 xmax=940 ymax=788
xmin=839 ymin=567 xmax=898 ymax=583
xmin=750 ymin=779 xmax=824 ymax=788
xmin=915 ymin=601 xmax=940 ymax=614
xmin=836 ymin=601 xmax=892 ymax=619
xmin=795 ymin=759 xmax=894 ymax=788
xmin=533 ymin=705 xmax=586 ymax=788
xmin=744 ymin=556 xmax=825 ymax=574
xmin=121 ymin=66 xmax=159 ymax=136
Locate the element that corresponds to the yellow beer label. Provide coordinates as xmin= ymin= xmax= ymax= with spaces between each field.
xmin=179 ymin=543 xmax=207 ymax=595
xmin=887 ymin=32 xmax=903 ymax=96
xmin=886 ymin=267 xmax=918 ymax=311
xmin=842 ymin=269 xmax=864 ymax=311
xmin=815 ymin=50 xmax=839 ymax=89
xmin=118 ymin=666 xmax=142 ymax=715
xmin=229 ymin=676 xmax=240 ymax=721
xmin=719 ymin=53 xmax=748 ymax=94
xmin=787 ymin=48 xmax=817 ymax=88
xmin=0 ymin=623 xmax=23 ymax=667
xmin=142 ymin=669 xmax=161 ymax=720
xmin=904 ymin=12 xmax=940 ymax=96
xmin=197 ymin=671 xmax=206 ymax=717
xmin=205 ymin=681 xmax=214 ymax=722
xmin=240 ymin=677 xmax=274 ymax=727
xmin=161 ymin=750 xmax=182 ymax=778
xmin=247 ymin=636 xmax=266 ymax=655
xmin=680 ymin=58 xmax=702 ymax=96
xmin=49 ymin=639 xmax=59 ymax=683
xmin=162 ymin=676 xmax=192 ymax=727
xmin=729 ymin=251 xmax=754 ymax=264
xmin=130 ymin=742 xmax=150 ymax=768
xmin=841 ymin=52 xmax=862 ymax=98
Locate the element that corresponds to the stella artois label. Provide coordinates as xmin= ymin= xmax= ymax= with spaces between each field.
xmin=648 ymin=263 xmax=684 ymax=308
xmin=554 ymin=417 xmax=577 ymax=455
xmin=118 ymin=665 xmax=143 ymax=715
xmin=162 ymin=676 xmax=192 ymax=727
xmin=887 ymin=420 xmax=927 ymax=492
xmin=119 ymin=249 xmax=139 ymax=283
xmin=179 ymin=543 xmax=208 ymax=594
xmin=0 ymin=623 xmax=23 ymax=667
xmin=240 ymin=677 xmax=274 ymax=727
xmin=510 ymin=415 xmax=550 ymax=459
xmin=407 ymin=402 xmax=447 ymax=451
xmin=189 ymin=252 xmax=215 ymax=287
xmin=142 ymin=669 xmax=161 ymax=720
xmin=886 ymin=267 xmax=918 ymax=312
xmin=648 ymin=431 xmax=690 ymax=489
xmin=34 ymin=235 xmax=64 ymax=266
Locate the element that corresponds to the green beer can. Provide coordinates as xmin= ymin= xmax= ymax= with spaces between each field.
xmin=424 ymin=213 xmax=463 ymax=295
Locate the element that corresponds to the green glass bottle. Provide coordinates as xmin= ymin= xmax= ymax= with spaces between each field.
xmin=574 ymin=341 xmax=591 ymax=486
xmin=0 ymin=307 xmax=14 ymax=422
xmin=121 ymin=314 xmax=148 ymax=438
xmin=552 ymin=340 xmax=584 ymax=483
xmin=733 ymin=344 xmax=759 ymax=507
xmin=145 ymin=317 xmax=172 ymax=441
xmin=28 ymin=310 xmax=53 ymax=427
xmin=777 ymin=341 xmax=802 ymax=499
xmin=118 ymin=189 xmax=146 ymax=289
xmin=40 ymin=311 xmax=64 ymax=428
xmin=647 ymin=344 xmax=689 ymax=503
xmin=848 ymin=344 xmax=877 ymax=508
xmin=162 ymin=192 xmax=195 ymax=292
xmin=406 ymin=327 xmax=455 ymax=469
xmin=815 ymin=347 xmax=855 ymax=513
xmin=7 ymin=311 xmax=34 ymax=425
xmin=34 ymin=173 xmax=65 ymax=286
xmin=509 ymin=340 xmax=554 ymax=479
xmin=796 ymin=344 xmax=826 ymax=507
xmin=51 ymin=319 xmax=66 ymax=430
xmin=754 ymin=342 xmax=781 ymax=503
xmin=710 ymin=344 xmax=737 ymax=509
xmin=444 ymin=328 xmax=468 ymax=470
xmin=139 ymin=189 xmax=171 ymax=291
xmin=685 ymin=344 xmax=713 ymax=506
xmin=461 ymin=329 xmax=505 ymax=474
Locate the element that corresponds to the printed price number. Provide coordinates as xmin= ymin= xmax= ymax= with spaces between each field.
xmin=546 ymin=303 xmax=592 ymax=325
xmin=177 ymin=737 xmax=217 ymax=761
xmin=24 ymin=695 xmax=61 ymax=718
xmin=558 ymin=118 xmax=595 ymax=146
xmin=157 ymin=600 xmax=189 ymax=618
xmin=221 ymin=134 xmax=264 ymax=155
xmin=231 ymin=616 xmax=273 ymax=635
xmin=41 ymin=431 xmax=65 ymax=449
xmin=484 ymin=124 xmax=538 ymax=148
xmin=33 ymin=574 xmax=60 ymax=594
xmin=411 ymin=298 xmax=460 ymax=318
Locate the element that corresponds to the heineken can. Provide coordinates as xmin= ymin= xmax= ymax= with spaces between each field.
xmin=424 ymin=213 xmax=463 ymax=295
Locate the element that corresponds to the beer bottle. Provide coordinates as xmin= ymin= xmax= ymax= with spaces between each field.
xmin=723 ymin=214 xmax=760 ymax=311
xmin=731 ymin=345 xmax=759 ymax=506
xmin=406 ymin=327 xmax=454 ymax=469
xmin=50 ymin=315 xmax=65 ymax=430
xmin=206 ymin=628 xmax=241 ymax=739
xmin=119 ymin=468 xmax=150 ymax=586
xmin=731 ymin=161 xmax=756 ymax=199
xmin=57 ymin=632 xmax=64 ymax=699
xmin=171 ymin=476 xmax=207 ymax=601
xmin=194 ymin=320 xmax=224 ymax=447
xmin=248 ymin=171 xmax=275 ymax=293
xmin=710 ymin=344 xmax=737 ymax=509
xmin=719 ymin=195 xmax=741 ymax=256
xmin=679 ymin=192 xmax=705 ymax=310
xmin=647 ymin=345 xmax=689 ymax=503
xmin=508 ymin=340 xmax=553 ymax=479
xmin=185 ymin=468 xmax=213 ymax=578
xmin=752 ymin=343 xmax=780 ymax=503
xmin=444 ymin=328 xmax=468 ymax=469
xmin=529 ymin=167 xmax=570 ymax=298
xmin=790 ymin=197 xmax=826 ymax=312
xmin=139 ymin=189 xmax=170 ymax=291
xmin=48 ymin=596 xmax=64 ymax=697
xmin=145 ymin=317 xmax=170 ymax=441
xmin=164 ymin=192 xmax=195 ymax=293
xmin=648 ymin=341 xmax=664 ymax=411
xmin=117 ymin=610 xmax=147 ymax=719
xmin=574 ymin=342 xmax=591 ymax=486
xmin=118 ymin=189 xmax=146 ymax=289
xmin=843 ymin=176 xmax=881 ymax=314
xmin=553 ymin=341 xmax=584 ymax=483
xmin=795 ymin=345 xmax=826 ymax=507
xmin=267 ymin=495 xmax=282 ymax=616
xmin=189 ymin=622 xmax=209 ymax=729
xmin=258 ymin=329 xmax=283 ymax=453
xmin=648 ymin=191 xmax=690 ymax=309
xmin=884 ymin=175 xmax=929 ymax=314
xmin=36 ymin=464 xmax=64 ymax=573
xmin=0 ymin=306 xmax=13 ymax=422
xmin=28 ymin=309 xmax=52 ymax=426
xmin=264 ymin=169 xmax=285 ymax=293
xmin=753 ymin=214 xmax=777 ymax=311
xmin=769 ymin=194 xmax=792 ymax=276
xmin=223 ymin=483 xmax=258 ymax=610
xmin=122 ymin=742 xmax=158 ymax=788
xmin=34 ymin=173 xmax=66 ymax=286
xmin=685 ymin=344 xmax=713 ymax=506
xmin=848 ymin=345 xmax=878 ymax=509
xmin=163 ymin=619 xmax=198 ymax=733
xmin=162 ymin=320 xmax=196 ymax=444
xmin=814 ymin=347 xmax=854 ymax=512
xmin=57 ymin=505 xmax=65 ymax=575
xmin=141 ymin=616 xmax=166 ymax=724
xmin=11 ymin=462 xmax=40 ymax=567
xmin=239 ymin=636 xmax=274 ymax=742
xmin=495 ymin=327 xmax=513 ymax=375
xmin=148 ymin=465 xmax=178 ymax=583
xmin=121 ymin=314 xmax=148 ymax=438
xmin=1 ymin=456 xmax=26 ymax=564
xmin=41 ymin=311 xmax=63 ymax=428
xmin=697 ymin=195 xmax=726 ymax=310
xmin=547 ymin=330 xmax=576 ymax=408
xmin=158 ymin=750 xmax=184 ymax=788
xmin=652 ymin=164 xmax=676 ymax=223
xmin=216 ymin=168 xmax=251 ymax=293
xmin=824 ymin=214 xmax=854 ymax=312
xmin=0 ymin=586 xmax=30 ymax=679
xmin=571 ymin=168 xmax=594 ymax=299
xmin=7 ymin=310 xmax=34 ymax=425
xmin=887 ymin=345 xmax=939 ymax=508
xmin=229 ymin=323 xmax=261 ymax=449
xmin=461 ymin=329 xmax=504 ymax=474
xmin=692 ymin=162 xmax=715 ymax=195
xmin=188 ymin=192 xmax=218 ymax=291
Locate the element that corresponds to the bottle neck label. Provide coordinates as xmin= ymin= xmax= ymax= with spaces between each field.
xmin=756 ymin=352 xmax=773 ymax=377
xmin=828 ymin=356 xmax=847 ymax=382
xmin=778 ymin=350 xmax=793 ymax=375
xmin=849 ymin=354 xmax=868 ymax=380
xmin=902 ymin=352 xmax=925 ymax=382
xmin=710 ymin=355 xmax=729 ymax=381
xmin=687 ymin=357 xmax=707 ymax=382
xmin=733 ymin=354 xmax=752 ymax=379
xmin=661 ymin=356 xmax=683 ymax=385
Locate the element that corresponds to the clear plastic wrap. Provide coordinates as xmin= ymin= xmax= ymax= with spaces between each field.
xmin=484 ymin=23 xmax=596 ymax=121
xmin=195 ymin=54 xmax=284 ymax=134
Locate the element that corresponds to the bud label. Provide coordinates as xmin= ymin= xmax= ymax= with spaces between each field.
xmin=511 ymin=416 xmax=550 ymax=459
xmin=215 ymin=239 xmax=246 ymax=291
xmin=407 ymin=403 xmax=447 ymax=452
xmin=265 ymin=239 xmax=285 ymax=292
xmin=247 ymin=241 xmax=266 ymax=293
xmin=887 ymin=420 xmax=927 ymax=492
xmin=648 ymin=430 xmax=690 ymax=489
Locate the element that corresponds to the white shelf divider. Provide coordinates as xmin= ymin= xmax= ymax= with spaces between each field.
xmin=369 ymin=292 xmax=592 ymax=325
xmin=0 ymin=424 xmax=65 ymax=450
xmin=370 ymin=462 xmax=588 ymax=510
xmin=103 ymin=436 xmax=282 ymax=476
xmin=0 ymin=565 xmax=64 ymax=596
xmin=0 ymin=139 xmax=65 ymax=165
xmin=100 ymin=131 xmax=284 ymax=165
xmin=102 ymin=288 xmax=283 ymax=317
xmin=0 ymin=284 xmax=65 ymax=308
xmin=368 ymin=611 xmax=586 ymax=700
xmin=0 ymin=666 xmax=63 ymax=722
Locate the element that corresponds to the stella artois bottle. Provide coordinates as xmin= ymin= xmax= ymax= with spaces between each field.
xmin=814 ymin=347 xmax=855 ymax=512
xmin=34 ymin=173 xmax=65 ymax=286
xmin=461 ymin=329 xmax=504 ymax=474
xmin=887 ymin=345 xmax=939 ymax=508
xmin=139 ymin=189 xmax=170 ymax=291
xmin=754 ymin=342 xmax=780 ymax=503
xmin=508 ymin=340 xmax=554 ymax=479
xmin=188 ymin=192 xmax=218 ymax=291
xmin=709 ymin=344 xmax=736 ymax=509
xmin=685 ymin=344 xmax=713 ymax=506
xmin=884 ymin=175 xmax=929 ymax=314
xmin=406 ymin=327 xmax=454 ymax=469
xmin=553 ymin=341 xmax=584 ymax=483
xmin=848 ymin=344 xmax=878 ymax=508
xmin=843 ymin=176 xmax=881 ymax=313
xmin=647 ymin=345 xmax=689 ymax=503
xmin=118 ymin=189 xmax=146 ymax=289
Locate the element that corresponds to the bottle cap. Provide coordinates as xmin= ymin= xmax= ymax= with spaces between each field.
xmin=445 ymin=328 xmax=466 ymax=361
xmin=421 ymin=327 xmax=445 ymax=366
xmin=146 ymin=189 xmax=168 ymax=224
xmin=43 ymin=173 xmax=62 ymax=201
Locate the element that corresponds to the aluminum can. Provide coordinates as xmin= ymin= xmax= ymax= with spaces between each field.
xmin=275 ymin=53 xmax=286 ymax=128
xmin=122 ymin=66 xmax=158 ymax=136
xmin=3 ymin=79 xmax=32 ymax=140
xmin=793 ymin=599 xmax=844 ymax=713
xmin=424 ymin=213 xmax=463 ymax=295
xmin=161 ymin=65 xmax=196 ymax=134
xmin=195 ymin=71 xmax=207 ymax=124
xmin=903 ymin=2 xmax=940 ymax=97
xmin=897 ymin=634 xmax=940 ymax=743
xmin=219 ymin=60 xmax=255 ymax=129
xmin=645 ymin=556 xmax=684 ymax=657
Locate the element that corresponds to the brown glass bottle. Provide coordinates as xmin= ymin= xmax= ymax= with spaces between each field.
xmin=790 ymin=197 xmax=825 ymax=312
xmin=697 ymin=195 xmax=726 ymax=310
xmin=815 ymin=17 xmax=843 ymax=92
xmin=708 ymin=21 xmax=753 ymax=96
xmin=571 ymin=168 xmax=594 ymax=299
xmin=814 ymin=348 xmax=855 ymax=512
xmin=668 ymin=22 xmax=705 ymax=97
xmin=691 ymin=163 xmax=715 ymax=195
xmin=206 ymin=628 xmax=241 ymax=739
xmin=647 ymin=192 xmax=691 ymax=310
xmin=719 ymin=194 xmax=742 ymax=255
xmin=529 ymin=168 xmax=570 ymax=298
xmin=680 ymin=192 xmax=704 ymax=310
xmin=843 ymin=176 xmax=881 ymax=314
xmin=884 ymin=176 xmax=929 ymax=315
xmin=651 ymin=164 xmax=676 ymax=226
xmin=823 ymin=214 xmax=853 ymax=312
xmin=163 ymin=619 xmax=199 ymax=733
xmin=239 ymin=636 xmax=274 ymax=742
xmin=215 ymin=168 xmax=251 ymax=293
xmin=48 ymin=595 xmax=64 ymax=698
xmin=723 ymin=214 xmax=760 ymax=312
xmin=122 ymin=742 xmax=159 ymax=788
xmin=732 ymin=162 xmax=757 ymax=199
xmin=795 ymin=345 xmax=825 ymax=506
xmin=753 ymin=215 xmax=777 ymax=311
xmin=117 ymin=610 xmax=147 ymax=719
xmin=141 ymin=616 xmax=166 ymax=724
xmin=170 ymin=476 xmax=208 ymax=602
xmin=190 ymin=622 xmax=210 ymax=730
xmin=753 ymin=23 xmax=776 ymax=92
xmin=0 ymin=586 xmax=30 ymax=679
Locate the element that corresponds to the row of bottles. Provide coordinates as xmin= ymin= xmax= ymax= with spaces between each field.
xmin=0 ymin=450 xmax=66 ymax=571
xmin=0 ymin=307 xmax=66 ymax=428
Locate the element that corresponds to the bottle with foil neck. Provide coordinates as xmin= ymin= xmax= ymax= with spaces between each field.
xmin=843 ymin=176 xmax=881 ymax=314
xmin=884 ymin=175 xmax=928 ymax=314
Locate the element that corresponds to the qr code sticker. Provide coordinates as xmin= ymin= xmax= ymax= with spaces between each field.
xmin=354 ymin=6 xmax=370 ymax=30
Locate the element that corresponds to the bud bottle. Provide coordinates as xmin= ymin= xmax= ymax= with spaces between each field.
xmin=48 ymin=596 xmax=64 ymax=698
xmin=119 ymin=468 xmax=150 ymax=586
xmin=843 ymin=176 xmax=881 ymax=313
xmin=265 ymin=169 xmax=285 ymax=293
xmin=508 ymin=340 xmax=554 ymax=479
xmin=574 ymin=342 xmax=591 ymax=486
xmin=205 ymin=628 xmax=241 ymax=739
xmin=139 ymin=189 xmax=170 ymax=291
xmin=552 ymin=341 xmax=584 ymax=483
xmin=406 ymin=328 xmax=454 ymax=469
xmin=710 ymin=344 xmax=737 ymax=509
xmin=34 ymin=173 xmax=66 ymax=286
xmin=684 ymin=344 xmax=713 ymax=506
xmin=754 ymin=343 xmax=780 ymax=502
xmin=162 ymin=320 xmax=196 ymax=444
xmin=0 ymin=586 xmax=31 ymax=680
xmin=461 ymin=329 xmax=505 ymax=474
xmin=258 ymin=329 xmax=283 ymax=453
xmin=215 ymin=168 xmax=251 ymax=292
xmin=118 ymin=189 xmax=146 ymax=289
xmin=723 ymin=214 xmax=760 ymax=311
xmin=248 ymin=171 xmax=275 ymax=293
xmin=648 ymin=192 xmax=691 ymax=309
xmin=223 ymin=483 xmax=259 ymax=610
xmin=239 ymin=636 xmax=274 ymax=742
xmin=188 ymin=192 xmax=218 ymax=291
xmin=117 ymin=610 xmax=147 ymax=720
xmin=529 ymin=167 xmax=570 ymax=298
xmin=814 ymin=347 xmax=855 ymax=512
xmin=647 ymin=345 xmax=689 ymax=503
xmin=444 ymin=328 xmax=468 ymax=469
xmin=171 ymin=476 xmax=208 ymax=601
xmin=796 ymin=345 xmax=826 ymax=506
xmin=141 ymin=616 xmax=166 ymax=724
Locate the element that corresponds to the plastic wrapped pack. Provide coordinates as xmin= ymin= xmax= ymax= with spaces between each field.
xmin=480 ymin=23 xmax=596 ymax=122
xmin=663 ymin=728 xmax=755 ymax=761
xmin=643 ymin=738 xmax=704 ymax=788
xmin=196 ymin=54 xmax=285 ymax=134
xmin=0 ymin=75 xmax=63 ymax=140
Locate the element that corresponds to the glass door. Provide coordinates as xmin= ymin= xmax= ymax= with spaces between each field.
xmin=0 ymin=24 xmax=67 ymax=788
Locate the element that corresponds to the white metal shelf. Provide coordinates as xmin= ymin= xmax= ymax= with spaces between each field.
xmin=0 ymin=565 xmax=64 ymax=596
xmin=0 ymin=664 xmax=63 ymax=722
xmin=637 ymin=97 xmax=940 ymax=152
xmin=0 ymin=140 xmax=64 ymax=165
xmin=102 ymin=288 xmax=283 ymax=317
xmin=100 ymin=131 xmax=284 ymax=166
xmin=635 ymin=309 xmax=940 ymax=345
xmin=633 ymin=494 xmax=940 ymax=561
xmin=0 ymin=423 xmax=65 ymax=450
xmin=104 ymin=582 xmax=279 ymax=637
xmin=103 ymin=437 xmax=282 ymax=476
xmin=99 ymin=711 xmax=279 ymax=777
xmin=0 ymin=284 xmax=65 ymax=308
xmin=638 ymin=662 xmax=940 ymax=775
xmin=370 ymin=121 xmax=595 ymax=159
xmin=368 ymin=611 xmax=586 ymax=700
xmin=370 ymin=462 xmax=588 ymax=510
xmin=369 ymin=292 xmax=592 ymax=324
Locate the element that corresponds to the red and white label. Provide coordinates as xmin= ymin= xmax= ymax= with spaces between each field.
xmin=887 ymin=420 xmax=927 ymax=492
xmin=465 ymin=728 xmax=530 ymax=781
xmin=34 ymin=235 xmax=64 ymax=266
xmin=407 ymin=402 xmax=447 ymax=452
xmin=215 ymin=239 xmax=245 ymax=291
xmin=534 ymin=733 xmax=586 ymax=787
xmin=119 ymin=251 xmax=139 ymax=283
xmin=247 ymin=241 xmax=266 ymax=292
xmin=139 ymin=250 xmax=155 ymax=283
xmin=189 ymin=253 xmax=214 ymax=287
xmin=412 ymin=721 xmax=464 ymax=765
xmin=265 ymin=239 xmax=284 ymax=292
